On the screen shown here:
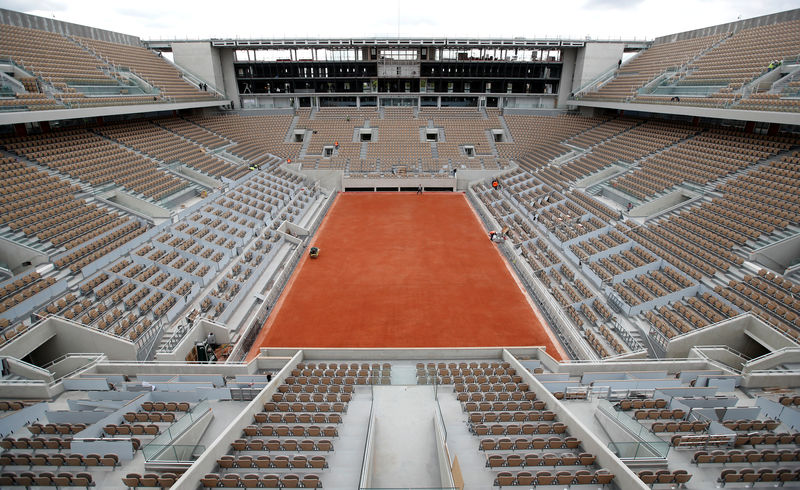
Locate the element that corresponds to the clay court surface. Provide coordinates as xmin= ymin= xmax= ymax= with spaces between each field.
xmin=248 ymin=192 xmax=564 ymax=360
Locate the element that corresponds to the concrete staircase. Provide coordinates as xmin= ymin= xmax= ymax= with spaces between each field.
xmin=283 ymin=115 xmax=299 ymax=143
xmin=430 ymin=141 xmax=439 ymax=159
xmin=298 ymin=131 xmax=312 ymax=159
xmin=498 ymin=115 xmax=514 ymax=143
xmin=485 ymin=130 xmax=499 ymax=157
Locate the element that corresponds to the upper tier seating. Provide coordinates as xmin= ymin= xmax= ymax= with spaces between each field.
xmin=74 ymin=36 xmax=216 ymax=101
xmin=581 ymin=34 xmax=725 ymax=101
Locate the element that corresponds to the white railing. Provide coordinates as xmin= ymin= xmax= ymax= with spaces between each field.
xmin=571 ymin=62 xmax=622 ymax=97
xmin=0 ymin=72 xmax=25 ymax=94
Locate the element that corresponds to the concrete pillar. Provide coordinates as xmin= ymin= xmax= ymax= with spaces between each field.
xmin=557 ymin=47 xmax=577 ymax=108
xmin=218 ymin=48 xmax=240 ymax=109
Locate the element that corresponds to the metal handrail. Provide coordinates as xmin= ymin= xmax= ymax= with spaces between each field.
xmin=100 ymin=359 xmax=247 ymax=365
xmin=40 ymin=352 xmax=104 ymax=371
xmin=358 ymin=383 xmax=376 ymax=489
xmin=53 ymin=356 xmax=106 ymax=383
xmin=2 ymin=356 xmax=53 ymax=376
xmin=571 ymin=62 xmax=623 ymax=97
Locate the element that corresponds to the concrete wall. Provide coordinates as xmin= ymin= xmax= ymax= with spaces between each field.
xmin=665 ymin=314 xmax=796 ymax=359
xmin=0 ymin=238 xmax=48 ymax=275
xmin=343 ymin=176 xmax=456 ymax=190
xmin=299 ymin=169 xmax=344 ymax=192
xmin=631 ymin=189 xmax=699 ymax=219
xmin=557 ymin=47 xmax=578 ymax=108
xmin=572 ymin=43 xmax=625 ymax=93
xmin=0 ymin=317 xmax=137 ymax=363
xmin=172 ymin=42 xmax=226 ymax=93
xmin=0 ymin=8 xmax=140 ymax=45
xmin=749 ymin=234 xmax=800 ymax=274
xmin=102 ymin=190 xmax=171 ymax=220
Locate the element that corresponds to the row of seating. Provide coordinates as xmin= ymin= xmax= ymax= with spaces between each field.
xmin=0 ymin=452 xmax=119 ymax=468
xmin=262 ymin=401 xmax=347 ymax=413
xmin=121 ymin=412 xmax=178 ymax=423
xmin=469 ymin=412 xmax=560 ymax=424
xmin=241 ymin=425 xmax=339 ymax=438
xmin=0 ymin=471 xmax=94 ymax=487
xmin=472 ymin=423 xmax=572 ymax=437
xmin=201 ymin=472 xmax=320 ymax=488
xmin=218 ymin=454 xmax=327 ymax=469
xmin=479 ymin=437 xmax=583 ymax=451
xmin=693 ymin=448 xmax=800 ymax=464
xmin=487 ymin=452 xmax=597 ymax=468
xmin=638 ymin=469 xmax=692 ymax=486
xmin=121 ymin=472 xmax=178 ymax=489
xmin=719 ymin=467 xmax=800 ymax=485
xmin=494 ymin=469 xmax=614 ymax=487
xmin=251 ymin=413 xmax=343 ymax=425
xmin=456 ymin=391 xmax=537 ymax=402
xmin=1 ymin=437 xmax=72 ymax=450
xmin=269 ymin=392 xmax=351 ymax=403
xmin=463 ymin=400 xmax=547 ymax=412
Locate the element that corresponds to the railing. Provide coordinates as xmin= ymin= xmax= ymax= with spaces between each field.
xmin=743 ymin=346 xmax=800 ymax=369
xmin=358 ymin=383 xmax=376 ymax=489
xmin=101 ymin=359 xmax=246 ymax=366
xmin=53 ymin=355 xmax=107 ymax=383
xmin=40 ymin=352 xmax=103 ymax=371
xmin=142 ymin=400 xmax=210 ymax=461
xmin=0 ymin=379 xmax=47 ymax=385
xmin=596 ymin=399 xmax=670 ymax=458
xmin=142 ymin=444 xmax=205 ymax=463
xmin=3 ymin=356 xmax=55 ymax=379
xmin=555 ymin=357 xmax=702 ymax=365
xmin=691 ymin=345 xmax=749 ymax=373
xmin=137 ymin=318 xmax=166 ymax=361
xmin=0 ymin=72 xmax=25 ymax=93
xmin=769 ymin=62 xmax=800 ymax=94
xmin=746 ymin=368 xmax=800 ymax=375
xmin=433 ymin=377 xmax=447 ymax=442
xmin=608 ymin=441 xmax=670 ymax=459
xmin=697 ymin=344 xmax=750 ymax=361
xmin=158 ymin=323 xmax=189 ymax=353
xmin=571 ymin=62 xmax=623 ymax=97
xmin=611 ymin=318 xmax=644 ymax=352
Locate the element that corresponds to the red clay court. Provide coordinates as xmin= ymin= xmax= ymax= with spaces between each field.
xmin=248 ymin=192 xmax=565 ymax=360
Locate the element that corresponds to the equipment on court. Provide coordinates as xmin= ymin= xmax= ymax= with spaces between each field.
xmin=309 ymin=247 xmax=320 ymax=258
